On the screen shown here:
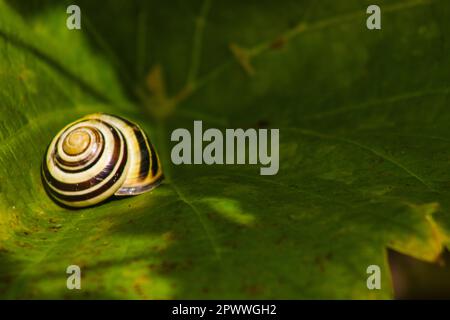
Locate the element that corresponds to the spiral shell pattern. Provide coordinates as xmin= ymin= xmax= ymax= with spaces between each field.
xmin=42 ymin=113 xmax=163 ymax=208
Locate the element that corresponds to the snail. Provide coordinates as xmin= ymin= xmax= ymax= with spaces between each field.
xmin=42 ymin=113 xmax=163 ymax=208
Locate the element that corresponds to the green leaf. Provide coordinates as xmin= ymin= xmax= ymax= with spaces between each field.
xmin=1 ymin=0 xmax=450 ymax=299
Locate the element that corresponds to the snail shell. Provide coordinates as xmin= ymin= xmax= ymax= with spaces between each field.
xmin=42 ymin=113 xmax=163 ymax=208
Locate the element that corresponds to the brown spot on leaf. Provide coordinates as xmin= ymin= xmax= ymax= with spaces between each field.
xmin=256 ymin=119 xmax=270 ymax=128
xmin=243 ymin=284 xmax=265 ymax=296
xmin=270 ymin=37 xmax=286 ymax=50
xmin=200 ymin=286 xmax=212 ymax=295
xmin=315 ymin=253 xmax=332 ymax=273
xmin=158 ymin=261 xmax=179 ymax=274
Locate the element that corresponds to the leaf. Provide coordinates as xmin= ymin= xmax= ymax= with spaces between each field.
xmin=0 ymin=0 xmax=450 ymax=299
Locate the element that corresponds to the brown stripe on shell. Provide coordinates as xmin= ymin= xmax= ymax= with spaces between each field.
xmin=47 ymin=132 xmax=128 ymax=203
xmin=43 ymin=122 xmax=121 ymax=192
xmin=111 ymin=113 xmax=158 ymax=180
xmin=55 ymin=128 xmax=105 ymax=172
xmin=132 ymin=127 xmax=151 ymax=181
xmin=148 ymin=137 xmax=160 ymax=177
